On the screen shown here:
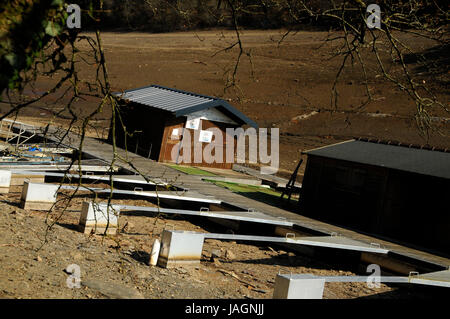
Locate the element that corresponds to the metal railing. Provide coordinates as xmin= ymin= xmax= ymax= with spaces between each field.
xmin=0 ymin=119 xmax=37 ymax=149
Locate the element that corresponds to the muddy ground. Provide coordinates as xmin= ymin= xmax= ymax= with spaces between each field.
xmin=0 ymin=184 xmax=443 ymax=299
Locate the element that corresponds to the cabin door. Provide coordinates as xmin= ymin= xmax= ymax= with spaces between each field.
xmin=159 ymin=119 xmax=185 ymax=163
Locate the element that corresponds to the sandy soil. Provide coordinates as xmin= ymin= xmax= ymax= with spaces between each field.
xmin=0 ymin=184 xmax=442 ymax=299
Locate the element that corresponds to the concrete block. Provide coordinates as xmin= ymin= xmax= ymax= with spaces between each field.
xmin=150 ymin=239 xmax=161 ymax=266
xmin=20 ymin=181 xmax=58 ymax=210
xmin=272 ymin=274 xmax=325 ymax=299
xmin=78 ymin=201 xmax=120 ymax=235
xmin=158 ymin=230 xmax=205 ymax=268
xmin=0 ymin=170 xmax=11 ymax=193
xmin=11 ymin=173 xmax=45 ymax=186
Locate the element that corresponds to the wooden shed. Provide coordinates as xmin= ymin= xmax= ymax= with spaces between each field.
xmin=110 ymin=85 xmax=257 ymax=169
xmin=299 ymin=139 xmax=450 ymax=256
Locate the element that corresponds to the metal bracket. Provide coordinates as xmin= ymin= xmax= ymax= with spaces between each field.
xmin=200 ymin=207 xmax=210 ymax=214
xmin=285 ymin=233 xmax=296 ymax=240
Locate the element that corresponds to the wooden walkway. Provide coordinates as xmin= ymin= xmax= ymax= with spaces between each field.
xmin=43 ymin=127 xmax=450 ymax=270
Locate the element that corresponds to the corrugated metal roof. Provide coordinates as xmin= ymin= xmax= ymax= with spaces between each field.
xmin=304 ymin=139 xmax=450 ymax=180
xmin=113 ymin=85 xmax=257 ymax=128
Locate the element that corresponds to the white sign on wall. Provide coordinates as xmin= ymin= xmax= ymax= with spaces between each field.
xmin=186 ymin=116 xmax=201 ymax=130
xmin=198 ymin=130 xmax=213 ymax=143
xmin=170 ymin=128 xmax=180 ymax=140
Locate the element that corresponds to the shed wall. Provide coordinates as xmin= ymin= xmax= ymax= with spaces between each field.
xmin=300 ymin=155 xmax=450 ymax=256
xmin=110 ymin=102 xmax=240 ymax=169
xmin=109 ymin=102 xmax=169 ymax=160
xmin=159 ymin=118 xmax=239 ymax=169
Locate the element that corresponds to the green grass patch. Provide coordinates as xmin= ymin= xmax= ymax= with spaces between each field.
xmin=204 ymin=180 xmax=279 ymax=195
xmin=204 ymin=179 xmax=297 ymax=207
xmin=166 ymin=164 xmax=217 ymax=176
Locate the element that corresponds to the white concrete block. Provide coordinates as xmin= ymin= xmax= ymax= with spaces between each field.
xmin=78 ymin=201 xmax=120 ymax=235
xmin=20 ymin=181 xmax=58 ymax=210
xmin=0 ymin=170 xmax=11 ymax=193
xmin=158 ymin=230 xmax=205 ymax=268
xmin=272 ymin=274 xmax=325 ymax=299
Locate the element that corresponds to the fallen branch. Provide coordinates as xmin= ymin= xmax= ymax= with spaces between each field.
xmin=217 ymin=268 xmax=257 ymax=289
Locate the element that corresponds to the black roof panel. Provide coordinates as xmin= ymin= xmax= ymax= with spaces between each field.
xmin=304 ymin=140 xmax=450 ymax=179
xmin=113 ymin=85 xmax=258 ymax=128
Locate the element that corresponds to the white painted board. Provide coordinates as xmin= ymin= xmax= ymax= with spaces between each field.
xmin=198 ymin=130 xmax=213 ymax=143
xmin=186 ymin=117 xmax=201 ymax=130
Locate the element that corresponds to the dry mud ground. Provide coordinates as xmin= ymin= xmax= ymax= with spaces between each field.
xmin=0 ymin=185 xmax=442 ymax=299
xmin=6 ymin=30 xmax=449 ymax=179
xmin=0 ymin=30 xmax=448 ymax=300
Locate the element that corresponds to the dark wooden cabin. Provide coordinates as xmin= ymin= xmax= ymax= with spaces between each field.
xmin=110 ymin=85 xmax=257 ymax=169
xmin=300 ymin=139 xmax=450 ymax=256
